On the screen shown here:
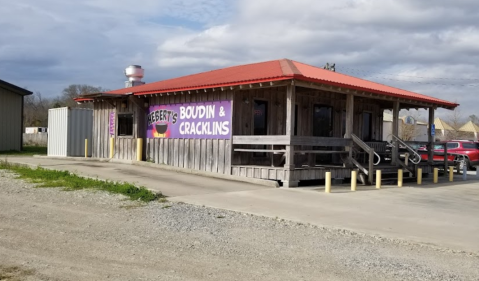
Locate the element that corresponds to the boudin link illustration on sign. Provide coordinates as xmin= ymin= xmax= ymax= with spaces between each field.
xmin=147 ymin=101 xmax=232 ymax=139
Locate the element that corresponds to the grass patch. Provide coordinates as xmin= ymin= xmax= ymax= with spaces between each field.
xmin=0 ymin=146 xmax=47 ymax=156
xmin=158 ymin=197 xmax=168 ymax=203
xmin=0 ymin=160 xmax=163 ymax=202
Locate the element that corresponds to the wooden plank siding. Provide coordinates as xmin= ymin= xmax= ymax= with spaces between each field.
xmin=92 ymin=95 xmax=147 ymax=161
xmin=92 ymin=85 xmax=383 ymax=180
xmin=142 ymin=90 xmax=234 ymax=174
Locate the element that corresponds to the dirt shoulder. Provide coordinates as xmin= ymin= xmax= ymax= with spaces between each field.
xmin=1 ymin=169 xmax=478 ymax=281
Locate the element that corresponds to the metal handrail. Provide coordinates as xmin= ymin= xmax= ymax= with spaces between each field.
xmin=391 ymin=135 xmax=421 ymax=165
xmin=351 ymin=134 xmax=381 ymax=166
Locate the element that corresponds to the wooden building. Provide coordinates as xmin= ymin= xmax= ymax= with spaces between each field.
xmin=0 ymin=79 xmax=32 ymax=152
xmin=76 ymin=59 xmax=458 ymax=187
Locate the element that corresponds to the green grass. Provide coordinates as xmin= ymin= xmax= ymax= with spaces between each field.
xmin=0 ymin=146 xmax=47 ymax=156
xmin=0 ymin=160 xmax=164 ymax=202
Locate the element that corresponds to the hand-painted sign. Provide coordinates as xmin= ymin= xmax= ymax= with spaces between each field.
xmin=109 ymin=112 xmax=115 ymax=135
xmin=147 ymin=101 xmax=231 ymax=139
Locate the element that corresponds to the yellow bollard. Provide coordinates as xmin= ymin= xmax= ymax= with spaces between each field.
xmin=376 ymin=170 xmax=382 ymax=189
xmin=417 ymin=168 xmax=422 ymax=185
xmin=325 ymin=171 xmax=331 ymax=193
xmin=109 ymin=138 xmax=114 ymax=158
xmin=449 ymin=166 xmax=454 ymax=182
xmin=136 ymin=138 xmax=143 ymax=162
xmin=398 ymin=169 xmax=403 ymax=187
xmin=433 ymin=168 xmax=438 ymax=184
xmin=351 ymin=170 xmax=357 ymax=191
xmin=84 ymin=139 xmax=88 ymax=158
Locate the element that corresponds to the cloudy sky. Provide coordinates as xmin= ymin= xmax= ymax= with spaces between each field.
xmin=1 ymin=0 xmax=478 ymax=119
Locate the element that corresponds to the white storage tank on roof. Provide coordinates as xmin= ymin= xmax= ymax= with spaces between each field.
xmin=47 ymin=107 xmax=93 ymax=157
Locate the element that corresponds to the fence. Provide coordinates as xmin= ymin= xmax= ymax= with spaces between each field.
xmin=23 ymin=133 xmax=48 ymax=147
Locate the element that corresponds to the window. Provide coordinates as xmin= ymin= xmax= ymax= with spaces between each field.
xmin=362 ymin=112 xmax=372 ymax=141
xmin=462 ymin=143 xmax=476 ymax=149
xmin=118 ymin=113 xmax=133 ymax=136
xmin=253 ymin=100 xmax=268 ymax=135
xmin=447 ymin=142 xmax=459 ymax=149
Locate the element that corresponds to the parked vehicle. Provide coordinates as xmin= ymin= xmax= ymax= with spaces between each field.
xmin=419 ymin=141 xmax=479 ymax=170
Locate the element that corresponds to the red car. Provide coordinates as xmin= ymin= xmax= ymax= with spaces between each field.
xmin=420 ymin=140 xmax=479 ymax=169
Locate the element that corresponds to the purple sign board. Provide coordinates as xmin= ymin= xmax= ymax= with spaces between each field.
xmin=147 ymin=101 xmax=231 ymax=139
xmin=109 ymin=112 xmax=115 ymax=136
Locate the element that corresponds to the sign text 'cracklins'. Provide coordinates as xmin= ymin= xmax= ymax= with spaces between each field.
xmin=147 ymin=101 xmax=231 ymax=139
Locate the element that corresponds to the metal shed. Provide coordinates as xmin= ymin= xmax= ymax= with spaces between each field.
xmin=0 ymin=79 xmax=33 ymax=152
xmin=47 ymin=107 xmax=93 ymax=157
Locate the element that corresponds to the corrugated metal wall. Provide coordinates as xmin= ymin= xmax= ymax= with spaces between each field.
xmin=68 ymin=108 xmax=92 ymax=157
xmin=48 ymin=108 xmax=69 ymax=156
xmin=0 ymin=88 xmax=22 ymax=151
xmin=48 ymin=108 xmax=93 ymax=157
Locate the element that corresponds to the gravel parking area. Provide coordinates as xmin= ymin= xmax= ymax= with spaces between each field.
xmin=1 ymin=169 xmax=478 ymax=281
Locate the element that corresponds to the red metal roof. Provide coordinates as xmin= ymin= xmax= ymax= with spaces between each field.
xmin=75 ymin=98 xmax=94 ymax=102
xmin=105 ymin=59 xmax=458 ymax=108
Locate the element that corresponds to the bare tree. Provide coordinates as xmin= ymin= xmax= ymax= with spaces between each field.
xmin=23 ymin=84 xmax=107 ymax=129
xmin=469 ymin=114 xmax=479 ymax=124
xmin=400 ymin=123 xmax=419 ymax=141
xmin=399 ymin=110 xmax=421 ymax=141
xmin=23 ymin=92 xmax=52 ymax=128
xmin=445 ymin=107 xmax=468 ymax=140
xmin=54 ymin=84 xmax=106 ymax=108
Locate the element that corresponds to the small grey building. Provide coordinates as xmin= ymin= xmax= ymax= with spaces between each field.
xmin=0 ymin=79 xmax=33 ymax=151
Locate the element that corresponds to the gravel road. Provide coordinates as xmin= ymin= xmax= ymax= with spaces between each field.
xmin=1 ymin=169 xmax=478 ymax=281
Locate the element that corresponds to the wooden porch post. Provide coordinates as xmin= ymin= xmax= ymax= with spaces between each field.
xmin=285 ymin=84 xmax=296 ymax=169
xmin=391 ymin=101 xmax=400 ymax=165
xmin=283 ymin=83 xmax=297 ymax=187
xmin=345 ymin=94 xmax=354 ymax=163
xmin=428 ymin=107 xmax=435 ymax=164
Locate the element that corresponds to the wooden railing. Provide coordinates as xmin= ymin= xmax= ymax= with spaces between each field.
xmin=232 ymin=135 xmax=290 ymax=145
xmin=290 ymin=136 xmax=352 ymax=147
xmin=232 ymin=135 xmax=353 ymax=168
xmin=232 ymin=136 xmax=352 ymax=146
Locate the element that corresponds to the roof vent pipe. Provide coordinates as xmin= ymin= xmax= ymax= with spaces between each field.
xmin=124 ymin=65 xmax=145 ymax=88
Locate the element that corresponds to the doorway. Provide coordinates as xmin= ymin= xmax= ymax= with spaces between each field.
xmin=312 ymin=105 xmax=333 ymax=164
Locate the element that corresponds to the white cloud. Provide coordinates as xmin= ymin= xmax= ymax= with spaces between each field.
xmin=1 ymin=0 xmax=478 ymax=118
xmin=155 ymin=0 xmax=479 ymax=117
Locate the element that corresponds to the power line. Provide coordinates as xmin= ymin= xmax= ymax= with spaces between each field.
xmin=354 ymin=76 xmax=477 ymax=87
xmin=337 ymin=68 xmax=479 ymax=87
xmin=337 ymin=66 xmax=479 ymax=81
